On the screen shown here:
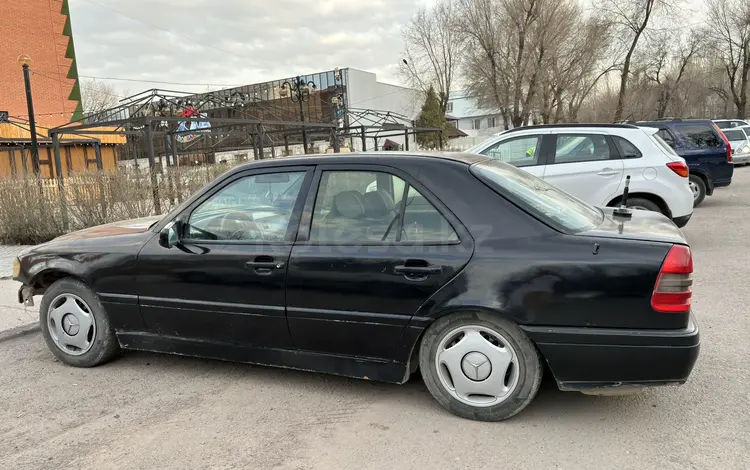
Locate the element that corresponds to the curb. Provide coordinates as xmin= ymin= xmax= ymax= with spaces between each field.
xmin=0 ymin=323 xmax=40 ymax=343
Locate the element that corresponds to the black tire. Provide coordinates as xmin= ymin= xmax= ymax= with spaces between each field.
xmin=689 ymin=175 xmax=706 ymax=207
xmin=626 ymin=197 xmax=663 ymax=214
xmin=419 ymin=311 xmax=543 ymax=421
xmin=39 ymin=278 xmax=120 ymax=368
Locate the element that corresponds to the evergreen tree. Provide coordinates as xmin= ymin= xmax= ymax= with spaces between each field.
xmin=416 ymin=86 xmax=448 ymax=150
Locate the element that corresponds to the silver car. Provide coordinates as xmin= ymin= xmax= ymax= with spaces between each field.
xmin=723 ymin=127 xmax=750 ymax=165
xmin=713 ymin=119 xmax=750 ymax=129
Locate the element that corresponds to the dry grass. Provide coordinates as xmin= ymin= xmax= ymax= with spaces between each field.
xmin=0 ymin=164 xmax=233 ymax=245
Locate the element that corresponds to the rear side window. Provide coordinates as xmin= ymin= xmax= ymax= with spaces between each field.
xmin=613 ymin=136 xmax=642 ymax=159
xmin=652 ymin=134 xmax=680 ymax=157
xmin=655 ymin=129 xmax=676 ymax=148
xmin=551 ymin=134 xmax=612 ymax=163
xmin=677 ymin=124 xmax=723 ymax=149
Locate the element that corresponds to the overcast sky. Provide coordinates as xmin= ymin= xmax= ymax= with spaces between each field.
xmin=69 ymin=0 xmax=434 ymax=97
xmin=69 ymin=0 xmax=709 ymax=98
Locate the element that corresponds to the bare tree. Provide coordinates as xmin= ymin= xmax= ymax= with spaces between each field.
xmin=706 ymin=0 xmax=750 ymax=119
xmin=596 ymin=0 xmax=675 ymax=122
xmin=459 ymin=0 xmax=576 ymax=128
xmin=400 ymin=0 xmax=464 ymax=112
xmin=545 ymin=13 xmax=616 ymax=122
xmin=644 ymin=30 xmax=704 ymax=118
xmin=80 ymin=80 xmax=122 ymax=115
xmin=457 ymin=0 xmax=512 ymax=127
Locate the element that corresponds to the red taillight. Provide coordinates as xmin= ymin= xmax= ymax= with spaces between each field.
xmin=666 ymin=161 xmax=689 ymax=177
xmin=713 ymin=123 xmax=733 ymax=162
xmin=651 ymin=245 xmax=693 ymax=313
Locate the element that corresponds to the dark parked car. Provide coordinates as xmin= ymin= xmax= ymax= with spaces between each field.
xmin=639 ymin=119 xmax=733 ymax=206
xmin=13 ymin=153 xmax=699 ymax=421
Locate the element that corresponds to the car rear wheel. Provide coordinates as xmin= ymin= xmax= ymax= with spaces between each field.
xmin=39 ymin=278 xmax=120 ymax=367
xmin=688 ymin=175 xmax=706 ymax=207
xmin=626 ymin=197 xmax=663 ymax=214
xmin=419 ymin=311 xmax=543 ymax=421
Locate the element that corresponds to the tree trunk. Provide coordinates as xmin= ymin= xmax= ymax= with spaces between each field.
xmin=553 ymin=88 xmax=565 ymax=123
xmin=657 ymin=88 xmax=670 ymax=118
xmin=541 ymin=87 xmax=551 ymax=124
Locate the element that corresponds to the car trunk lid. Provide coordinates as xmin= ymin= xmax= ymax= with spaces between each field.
xmin=579 ymin=208 xmax=687 ymax=245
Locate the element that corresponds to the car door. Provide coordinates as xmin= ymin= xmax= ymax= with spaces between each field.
xmin=136 ymin=166 xmax=313 ymax=348
xmin=541 ymin=132 xmax=624 ymax=206
xmin=474 ymin=133 xmax=549 ymax=178
xmin=285 ymin=165 xmax=473 ymax=361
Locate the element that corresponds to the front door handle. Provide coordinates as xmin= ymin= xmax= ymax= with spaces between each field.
xmin=245 ymin=257 xmax=285 ymax=275
xmin=598 ymin=168 xmax=619 ymax=177
xmin=245 ymin=261 xmax=285 ymax=269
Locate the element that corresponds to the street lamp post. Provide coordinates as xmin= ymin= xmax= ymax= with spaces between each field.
xmin=281 ymin=76 xmax=316 ymax=154
xmin=18 ymin=54 xmax=40 ymax=174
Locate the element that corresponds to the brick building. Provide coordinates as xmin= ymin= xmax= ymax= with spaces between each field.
xmin=0 ymin=0 xmax=83 ymax=127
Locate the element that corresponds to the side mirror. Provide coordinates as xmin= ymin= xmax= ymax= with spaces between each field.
xmin=159 ymin=221 xmax=181 ymax=248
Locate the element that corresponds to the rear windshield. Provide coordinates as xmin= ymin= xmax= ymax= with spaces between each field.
xmin=470 ymin=160 xmax=602 ymax=233
xmin=678 ymin=124 xmax=723 ymax=148
xmin=723 ymin=129 xmax=746 ymax=141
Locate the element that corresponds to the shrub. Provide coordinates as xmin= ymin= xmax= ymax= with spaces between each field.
xmin=0 ymin=163 xmax=235 ymax=245
xmin=0 ymin=176 xmax=66 ymax=245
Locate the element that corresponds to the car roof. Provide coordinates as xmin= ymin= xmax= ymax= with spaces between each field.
xmin=501 ymin=123 xmax=640 ymax=134
xmin=226 ymin=151 xmax=487 ymax=172
xmin=637 ymin=119 xmax=714 ymax=126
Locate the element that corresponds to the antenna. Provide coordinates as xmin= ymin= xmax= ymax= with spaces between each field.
xmin=613 ymin=175 xmax=633 ymax=218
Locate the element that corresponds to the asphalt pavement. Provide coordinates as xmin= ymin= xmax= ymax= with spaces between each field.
xmin=1 ymin=169 xmax=749 ymax=469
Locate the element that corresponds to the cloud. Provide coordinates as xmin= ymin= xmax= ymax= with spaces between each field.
xmin=68 ymin=0 xmax=424 ymax=95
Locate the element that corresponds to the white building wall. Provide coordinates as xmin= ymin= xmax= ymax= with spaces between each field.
xmin=447 ymin=91 xmax=506 ymax=144
xmin=345 ymin=68 xmax=423 ymax=152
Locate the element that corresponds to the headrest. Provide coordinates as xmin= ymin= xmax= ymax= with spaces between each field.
xmin=364 ymin=190 xmax=395 ymax=217
xmin=332 ymin=190 xmax=366 ymax=219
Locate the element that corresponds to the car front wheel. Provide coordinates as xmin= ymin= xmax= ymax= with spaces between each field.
xmin=39 ymin=278 xmax=120 ymax=367
xmin=419 ymin=311 xmax=543 ymax=421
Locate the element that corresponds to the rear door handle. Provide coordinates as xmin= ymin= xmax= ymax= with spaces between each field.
xmin=597 ymin=168 xmax=619 ymax=176
xmin=394 ymin=265 xmax=442 ymax=275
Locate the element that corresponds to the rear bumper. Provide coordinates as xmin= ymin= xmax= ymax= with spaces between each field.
xmin=714 ymin=179 xmax=732 ymax=188
xmin=522 ymin=313 xmax=700 ymax=392
xmin=672 ymin=213 xmax=692 ymax=228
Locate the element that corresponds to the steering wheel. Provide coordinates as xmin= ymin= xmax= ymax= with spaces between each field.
xmin=219 ymin=211 xmax=265 ymax=241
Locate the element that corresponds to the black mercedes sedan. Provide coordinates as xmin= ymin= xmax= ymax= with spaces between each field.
xmin=13 ymin=153 xmax=699 ymax=421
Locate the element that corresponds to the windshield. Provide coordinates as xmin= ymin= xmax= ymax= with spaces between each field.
xmin=470 ymin=160 xmax=602 ymax=233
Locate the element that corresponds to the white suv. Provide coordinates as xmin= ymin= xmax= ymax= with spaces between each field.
xmin=466 ymin=124 xmax=694 ymax=227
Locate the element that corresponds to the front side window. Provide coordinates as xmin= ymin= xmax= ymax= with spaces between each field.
xmin=552 ymin=134 xmax=612 ymax=163
xmin=479 ymin=135 xmax=542 ymax=168
xmin=678 ymin=124 xmax=722 ymax=148
xmin=471 ymin=160 xmax=602 ymax=233
xmin=186 ymin=171 xmax=305 ymax=242
xmin=310 ymin=171 xmax=458 ymax=244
